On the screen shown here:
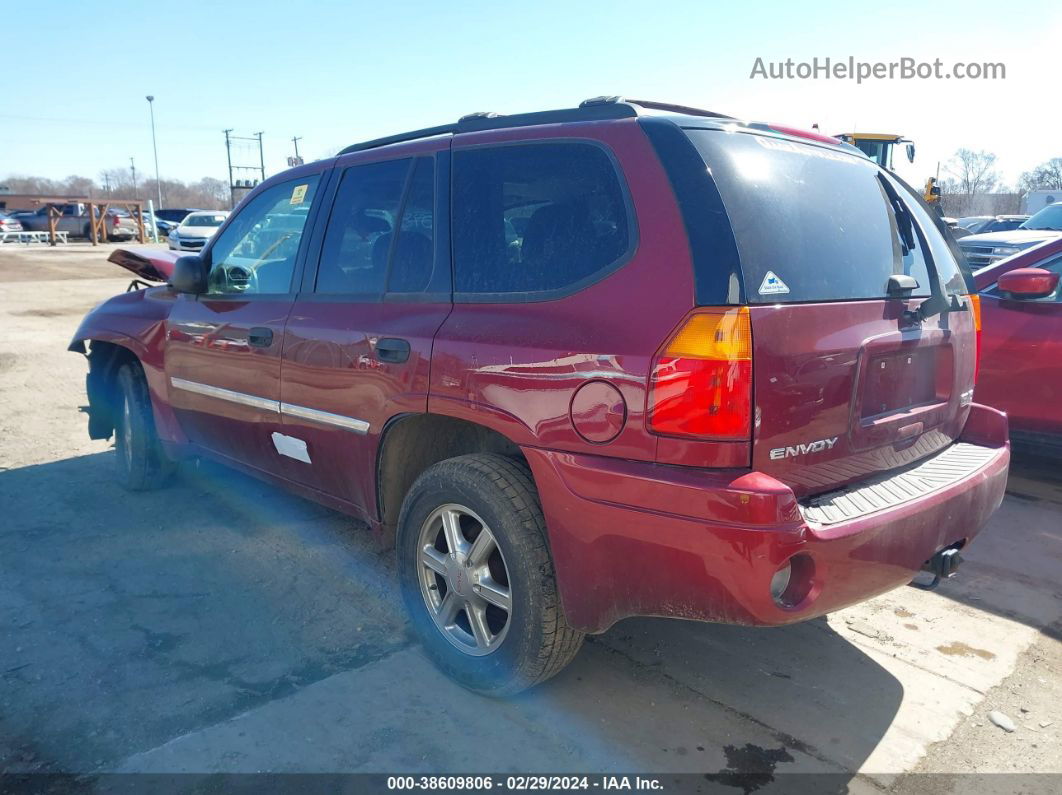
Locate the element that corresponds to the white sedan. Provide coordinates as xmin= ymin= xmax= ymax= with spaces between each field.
xmin=168 ymin=211 xmax=230 ymax=252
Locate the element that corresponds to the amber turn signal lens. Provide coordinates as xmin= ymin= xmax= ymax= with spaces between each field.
xmin=662 ymin=307 xmax=752 ymax=360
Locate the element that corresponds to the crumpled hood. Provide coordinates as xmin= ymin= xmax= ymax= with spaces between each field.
xmin=107 ymin=246 xmax=183 ymax=282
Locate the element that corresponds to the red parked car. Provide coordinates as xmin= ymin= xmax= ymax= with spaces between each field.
xmin=70 ymin=98 xmax=1009 ymax=695
xmin=973 ymin=237 xmax=1062 ymax=454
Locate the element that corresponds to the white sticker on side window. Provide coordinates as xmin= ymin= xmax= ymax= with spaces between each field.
xmin=290 ymin=184 xmax=308 ymax=206
xmin=758 ymin=271 xmax=790 ymax=295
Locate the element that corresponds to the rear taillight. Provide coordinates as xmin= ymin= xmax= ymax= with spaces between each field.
xmin=647 ymin=307 xmax=752 ymax=440
xmin=111 ymin=214 xmax=120 ymax=228
xmin=968 ymin=294 xmax=982 ymax=383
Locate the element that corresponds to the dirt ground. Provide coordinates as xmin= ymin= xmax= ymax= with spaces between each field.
xmin=1 ymin=242 xmax=1060 ymax=791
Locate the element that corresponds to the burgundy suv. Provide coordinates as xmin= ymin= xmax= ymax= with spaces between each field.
xmin=71 ymin=98 xmax=1010 ymax=695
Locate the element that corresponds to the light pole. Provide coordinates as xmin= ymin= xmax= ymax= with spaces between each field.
xmin=146 ymin=95 xmax=163 ymax=209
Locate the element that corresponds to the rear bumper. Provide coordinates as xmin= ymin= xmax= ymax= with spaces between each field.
xmin=525 ymin=403 xmax=1009 ymax=634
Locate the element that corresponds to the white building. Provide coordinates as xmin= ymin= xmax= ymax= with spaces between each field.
xmin=1022 ymin=189 xmax=1061 ymax=214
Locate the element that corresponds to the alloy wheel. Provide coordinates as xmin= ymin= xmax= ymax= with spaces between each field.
xmin=416 ymin=503 xmax=512 ymax=656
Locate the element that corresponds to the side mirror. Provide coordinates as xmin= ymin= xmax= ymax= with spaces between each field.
xmin=170 ymin=255 xmax=208 ymax=294
xmin=906 ymin=143 xmax=916 ymax=163
xmin=997 ymin=268 xmax=1059 ymax=300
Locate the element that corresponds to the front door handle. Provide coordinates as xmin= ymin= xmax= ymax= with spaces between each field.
xmin=248 ymin=327 xmax=274 ymax=348
xmin=375 ymin=337 xmax=410 ymax=363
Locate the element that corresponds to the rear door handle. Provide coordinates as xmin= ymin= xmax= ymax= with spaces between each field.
xmin=375 ymin=337 xmax=410 ymax=363
xmin=248 ymin=327 xmax=274 ymax=348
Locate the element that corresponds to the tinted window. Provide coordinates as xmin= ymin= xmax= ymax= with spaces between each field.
xmin=453 ymin=142 xmax=631 ymax=295
xmin=388 ymin=157 xmax=435 ymax=293
xmin=1021 ymin=204 xmax=1062 ymax=231
xmin=207 ymin=175 xmax=319 ymax=295
xmin=890 ymin=172 xmax=970 ymax=296
xmin=316 ymin=159 xmax=409 ymax=294
xmin=982 ymin=219 xmax=1024 ymax=233
xmin=684 ymin=130 xmax=968 ymax=303
xmin=185 ymin=213 xmax=227 ymax=227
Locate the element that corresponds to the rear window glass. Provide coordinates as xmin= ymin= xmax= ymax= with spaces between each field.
xmin=452 ymin=142 xmax=632 ymax=297
xmin=685 ymin=129 xmax=964 ymax=303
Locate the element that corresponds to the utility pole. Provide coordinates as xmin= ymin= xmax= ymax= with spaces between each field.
xmin=130 ymin=157 xmax=137 ymax=197
xmin=103 ymin=173 xmax=111 ymax=194
xmin=288 ymin=136 xmax=304 ymax=167
xmin=146 ymin=96 xmax=163 ymax=209
xmin=255 ymin=131 xmax=265 ymax=184
xmin=224 ymin=128 xmax=235 ymax=209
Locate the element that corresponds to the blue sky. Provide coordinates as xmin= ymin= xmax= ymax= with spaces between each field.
xmin=2 ymin=0 xmax=1058 ymax=189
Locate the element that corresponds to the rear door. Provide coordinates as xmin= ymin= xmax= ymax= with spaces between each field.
xmin=278 ymin=149 xmax=451 ymax=514
xmin=684 ymin=130 xmax=975 ymax=496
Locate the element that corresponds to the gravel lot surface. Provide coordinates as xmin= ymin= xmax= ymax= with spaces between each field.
xmin=2 ymin=243 xmax=1059 ymax=791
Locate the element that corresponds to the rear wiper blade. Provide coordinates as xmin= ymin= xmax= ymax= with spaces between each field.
xmin=876 ymin=172 xmax=952 ymax=322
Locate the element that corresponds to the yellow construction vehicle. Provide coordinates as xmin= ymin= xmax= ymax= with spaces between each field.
xmin=835 ymin=132 xmax=914 ymax=170
xmin=835 ymin=133 xmax=941 ymax=208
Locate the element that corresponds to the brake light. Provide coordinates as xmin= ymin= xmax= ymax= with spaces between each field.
xmin=968 ymin=294 xmax=982 ymax=383
xmin=111 ymin=214 xmax=120 ymax=228
xmin=647 ymin=307 xmax=752 ymax=440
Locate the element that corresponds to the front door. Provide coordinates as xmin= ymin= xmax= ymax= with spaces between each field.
xmin=978 ymin=251 xmax=1062 ymax=436
xmin=279 ymin=152 xmax=451 ymax=515
xmin=164 ymin=172 xmax=325 ymax=474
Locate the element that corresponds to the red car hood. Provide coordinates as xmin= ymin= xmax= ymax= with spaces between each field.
xmin=107 ymin=247 xmax=182 ymax=282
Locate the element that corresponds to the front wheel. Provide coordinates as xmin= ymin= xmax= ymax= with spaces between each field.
xmin=114 ymin=362 xmax=175 ymax=491
xmin=396 ymin=453 xmax=583 ymax=696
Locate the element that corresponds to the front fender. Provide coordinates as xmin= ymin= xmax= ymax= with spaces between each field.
xmin=69 ymin=286 xmax=185 ymax=445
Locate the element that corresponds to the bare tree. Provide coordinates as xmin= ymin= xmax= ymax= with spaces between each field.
xmin=944 ymin=149 xmax=1000 ymax=197
xmin=1018 ymin=157 xmax=1062 ymax=193
xmin=2 ymin=171 xmax=229 ymax=210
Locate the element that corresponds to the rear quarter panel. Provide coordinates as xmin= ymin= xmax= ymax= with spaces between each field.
xmin=429 ymin=119 xmax=748 ymax=467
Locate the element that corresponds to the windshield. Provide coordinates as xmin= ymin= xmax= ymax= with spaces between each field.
xmin=184 ymin=214 xmax=226 ymax=227
xmin=1020 ymin=204 xmax=1062 ymax=231
xmin=684 ymin=129 xmax=966 ymax=303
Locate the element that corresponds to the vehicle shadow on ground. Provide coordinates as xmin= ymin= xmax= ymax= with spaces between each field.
xmin=929 ymin=450 xmax=1062 ymax=641
xmin=0 ymin=451 xmax=901 ymax=779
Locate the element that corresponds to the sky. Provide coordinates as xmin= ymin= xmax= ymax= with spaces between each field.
xmin=2 ymin=0 xmax=1060 ymax=192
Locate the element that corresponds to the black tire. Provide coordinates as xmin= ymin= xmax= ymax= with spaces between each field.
xmin=396 ymin=453 xmax=584 ymax=696
xmin=114 ymin=362 xmax=175 ymax=491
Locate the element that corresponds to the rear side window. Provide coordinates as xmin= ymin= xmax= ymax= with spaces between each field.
xmin=316 ymin=157 xmax=436 ymax=295
xmin=389 ymin=158 xmax=435 ymax=293
xmin=316 ymin=159 xmax=409 ymax=295
xmin=452 ymin=142 xmax=632 ymax=297
xmin=685 ymin=130 xmax=963 ymax=303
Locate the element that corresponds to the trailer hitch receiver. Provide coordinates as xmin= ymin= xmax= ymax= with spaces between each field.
xmin=910 ymin=545 xmax=964 ymax=591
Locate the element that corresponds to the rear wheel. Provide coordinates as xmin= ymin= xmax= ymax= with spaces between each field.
xmin=114 ymin=362 xmax=174 ymax=491
xmin=396 ymin=453 xmax=583 ymax=695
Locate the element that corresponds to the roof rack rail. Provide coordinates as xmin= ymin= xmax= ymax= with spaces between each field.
xmin=581 ymin=95 xmax=736 ymax=120
xmin=338 ymin=123 xmax=458 ymax=155
xmin=337 ymin=96 xmax=733 ymax=156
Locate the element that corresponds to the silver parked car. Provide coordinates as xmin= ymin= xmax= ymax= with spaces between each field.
xmin=957 ymin=204 xmax=1062 ymax=267
xmin=168 ymin=211 xmax=229 ymax=251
